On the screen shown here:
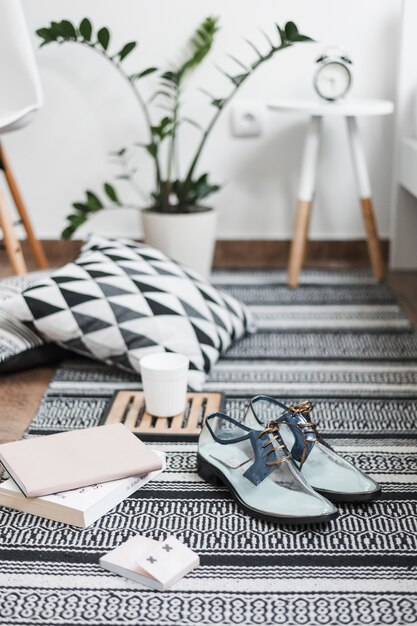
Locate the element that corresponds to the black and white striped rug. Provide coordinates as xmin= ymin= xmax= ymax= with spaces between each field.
xmin=1 ymin=269 xmax=416 ymax=626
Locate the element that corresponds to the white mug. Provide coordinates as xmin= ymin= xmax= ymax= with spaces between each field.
xmin=140 ymin=353 xmax=189 ymax=417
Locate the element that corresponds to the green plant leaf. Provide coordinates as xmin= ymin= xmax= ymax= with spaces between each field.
xmin=108 ymin=147 xmax=127 ymax=157
xmin=145 ymin=143 xmax=158 ymax=157
xmin=276 ymin=24 xmax=286 ymax=44
xmin=79 ymin=18 xmax=92 ymax=41
xmin=62 ymin=212 xmax=87 ymax=238
xmin=244 ymin=39 xmax=263 ymax=59
xmin=179 ymin=16 xmax=219 ymax=77
xmin=284 ymin=21 xmax=299 ymax=40
xmin=62 ymin=225 xmax=76 ymax=239
xmin=279 ymin=21 xmax=313 ymax=44
xmin=174 ymin=172 xmax=220 ymax=206
xmin=198 ymin=87 xmax=214 ymax=98
xmin=211 ymin=98 xmax=226 ymax=109
xmin=118 ymin=41 xmax=136 ymax=61
xmin=182 ymin=117 xmax=203 ymax=131
xmin=60 ymin=20 xmax=77 ymax=39
xmin=36 ymin=27 xmax=55 ymax=44
xmin=104 ymin=182 xmax=119 ymax=203
xmin=86 ymin=190 xmax=103 ymax=211
xmin=290 ymin=33 xmax=314 ymax=42
xmin=63 ymin=186 xmax=108 ymax=238
xmin=49 ymin=21 xmax=63 ymax=38
xmin=160 ymin=70 xmax=178 ymax=84
xmin=72 ymin=202 xmax=89 ymax=213
xmin=129 ymin=67 xmax=158 ymax=81
xmin=260 ymin=29 xmax=273 ymax=47
xmin=151 ymin=117 xmax=173 ymax=141
xmin=226 ymin=72 xmax=249 ymax=87
xmin=150 ymin=89 xmax=172 ymax=100
xmin=67 ymin=214 xmax=86 ymax=225
xmin=97 ymin=27 xmax=110 ymax=50
xmin=227 ymin=54 xmax=248 ymax=71
xmin=36 ymin=27 xmax=50 ymax=39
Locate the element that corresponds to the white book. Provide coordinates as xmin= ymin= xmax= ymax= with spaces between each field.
xmin=100 ymin=533 xmax=200 ymax=591
xmin=0 ymin=450 xmax=165 ymax=528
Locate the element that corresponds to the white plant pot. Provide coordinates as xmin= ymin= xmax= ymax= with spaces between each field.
xmin=142 ymin=208 xmax=217 ymax=278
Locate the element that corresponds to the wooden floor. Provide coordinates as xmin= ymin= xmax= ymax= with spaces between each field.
xmin=0 ymin=264 xmax=416 ymax=446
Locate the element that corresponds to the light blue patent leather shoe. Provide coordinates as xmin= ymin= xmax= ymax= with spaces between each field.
xmin=245 ymin=395 xmax=380 ymax=502
xmin=197 ymin=412 xmax=338 ymax=524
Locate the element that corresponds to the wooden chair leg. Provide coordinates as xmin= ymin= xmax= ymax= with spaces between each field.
xmin=361 ymin=197 xmax=386 ymax=281
xmin=288 ymin=200 xmax=313 ymax=288
xmin=0 ymin=189 xmax=27 ymax=275
xmin=0 ymin=142 xmax=48 ymax=269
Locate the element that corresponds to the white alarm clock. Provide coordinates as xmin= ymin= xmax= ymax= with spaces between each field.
xmin=314 ymin=48 xmax=352 ymax=101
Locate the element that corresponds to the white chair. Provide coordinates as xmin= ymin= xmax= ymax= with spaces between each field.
xmin=0 ymin=0 xmax=48 ymax=274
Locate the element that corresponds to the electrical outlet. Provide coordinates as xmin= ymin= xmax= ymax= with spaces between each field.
xmin=230 ymin=102 xmax=264 ymax=137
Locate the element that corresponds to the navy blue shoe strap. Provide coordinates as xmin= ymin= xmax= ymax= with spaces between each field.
xmin=205 ymin=412 xmax=291 ymax=486
xmin=205 ymin=412 xmax=254 ymax=444
xmin=250 ymin=395 xmax=289 ymax=418
xmin=250 ymin=396 xmax=318 ymax=466
xmin=243 ymin=425 xmax=291 ymax=486
xmin=282 ymin=402 xmax=318 ymax=465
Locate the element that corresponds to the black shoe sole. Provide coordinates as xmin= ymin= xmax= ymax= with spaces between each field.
xmin=197 ymin=454 xmax=339 ymax=526
xmin=315 ymin=487 xmax=381 ymax=503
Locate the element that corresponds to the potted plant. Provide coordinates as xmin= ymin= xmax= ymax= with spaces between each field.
xmin=36 ymin=17 xmax=311 ymax=276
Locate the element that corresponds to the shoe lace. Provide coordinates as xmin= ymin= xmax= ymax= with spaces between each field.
xmin=258 ymin=421 xmax=291 ymax=467
xmin=287 ymin=400 xmax=320 ymax=465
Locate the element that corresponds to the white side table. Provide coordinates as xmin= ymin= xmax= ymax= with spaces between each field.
xmin=268 ymin=98 xmax=394 ymax=287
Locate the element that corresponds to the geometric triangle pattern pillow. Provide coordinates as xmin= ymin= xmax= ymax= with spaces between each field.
xmin=3 ymin=236 xmax=256 ymax=389
xmin=0 ymin=272 xmax=66 ymax=374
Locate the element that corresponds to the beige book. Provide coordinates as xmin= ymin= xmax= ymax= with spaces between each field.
xmin=0 ymin=424 xmax=163 ymax=497
xmin=0 ymin=451 xmax=165 ymax=528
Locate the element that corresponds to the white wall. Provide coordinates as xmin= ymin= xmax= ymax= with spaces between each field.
xmin=3 ymin=0 xmax=401 ymax=240
xmin=390 ymin=0 xmax=417 ymax=268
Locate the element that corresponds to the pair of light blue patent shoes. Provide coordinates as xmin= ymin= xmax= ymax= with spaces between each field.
xmin=197 ymin=395 xmax=380 ymax=525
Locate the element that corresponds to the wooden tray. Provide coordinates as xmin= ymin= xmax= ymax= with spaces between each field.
xmin=102 ymin=391 xmax=224 ymax=441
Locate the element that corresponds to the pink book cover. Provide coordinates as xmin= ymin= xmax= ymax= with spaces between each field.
xmin=0 ymin=424 xmax=163 ymax=497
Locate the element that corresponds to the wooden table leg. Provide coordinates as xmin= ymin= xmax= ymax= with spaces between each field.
xmin=288 ymin=115 xmax=322 ymax=288
xmin=288 ymin=200 xmax=313 ymax=288
xmin=346 ymin=116 xmax=386 ymax=281
xmin=360 ymin=197 xmax=386 ymax=281
xmin=0 ymin=142 xmax=48 ymax=269
xmin=0 ymin=188 xmax=27 ymax=275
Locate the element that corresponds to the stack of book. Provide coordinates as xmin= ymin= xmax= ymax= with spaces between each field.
xmin=0 ymin=423 xmax=165 ymax=528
